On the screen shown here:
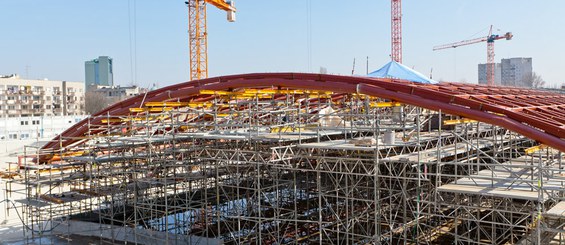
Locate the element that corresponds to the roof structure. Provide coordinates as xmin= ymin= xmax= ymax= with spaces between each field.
xmin=40 ymin=73 xmax=565 ymax=159
xmin=367 ymin=60 xmax=438 ymax=84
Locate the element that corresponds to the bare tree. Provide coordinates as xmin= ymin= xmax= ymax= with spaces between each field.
xmin=531 ymin=72 xmax=545 ymax=88
xmin=85 ymin=92 xmax=110 ymax=114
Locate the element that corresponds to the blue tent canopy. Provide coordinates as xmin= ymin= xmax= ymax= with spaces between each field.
xmin=367 ymin=61 xmax=438 ymax=84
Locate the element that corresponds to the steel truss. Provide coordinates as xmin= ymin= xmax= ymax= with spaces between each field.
xmin=11 ymin=88 xmax=565 ymax=244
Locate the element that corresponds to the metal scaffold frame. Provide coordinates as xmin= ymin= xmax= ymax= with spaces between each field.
xmin=7 ymin=73 xmax=565 ymax=244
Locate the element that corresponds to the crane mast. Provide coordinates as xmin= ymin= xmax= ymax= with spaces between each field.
xmin=186 ymin=0 xmax=235 ymax=81
xmin=433 ymin=26 xmax=512 ymax=86
xmin=391 ymin=0 xmax=402 ymax=63
xmin=486 ymin=27 xmax=496 ymax=87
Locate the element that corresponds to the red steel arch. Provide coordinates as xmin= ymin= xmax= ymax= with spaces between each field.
xmin=42 ymin=73 xmax=565 ymax=158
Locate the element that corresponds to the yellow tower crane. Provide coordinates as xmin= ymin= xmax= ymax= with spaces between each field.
xmin=186 ymin=0 xmax=236 ymax=81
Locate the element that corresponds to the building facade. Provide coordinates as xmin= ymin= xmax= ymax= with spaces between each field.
xmin=85 ymin=56 xmax=114 ymax=86
xmin=501 ymin=57 xmax=533 ymax=87
xmin=478 ymin=63 xmax=502 ymax=85
xmin=0 ymin=74 xmax=85 ymax=118
xmin=0 ymin=115 xmax=87 ymax=140
xmin=478 ymin=57 xmax=533 ymax=87
xmin=87 ymin=85 xmax=144 ymax=100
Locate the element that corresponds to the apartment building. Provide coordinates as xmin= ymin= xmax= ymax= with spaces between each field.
xmin=478 ymin=57 xmax=533 ymax=87
xmin=0 ymin=74 xmax=85 ymax=118
xmin=477 ymin=63 xmax=502 ymax=86
xmin=0 ymin=115 xmax=86 ymax=140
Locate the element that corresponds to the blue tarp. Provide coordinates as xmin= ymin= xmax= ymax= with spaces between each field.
xmin=367 ymin=61 xmax=438 ymax=84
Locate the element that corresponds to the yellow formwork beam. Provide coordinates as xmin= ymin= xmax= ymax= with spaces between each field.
xmin=101 ymin=115 xmax=169 ymax=123
xmin=199 ymin=90 xmax=229 ymax=95
xmin=443 ymin=118 xmax=477 ymax=125
xmin=145 ymin=102 xmax=189 ymax=107
xmin=243 ymin=89 xmax=305 ymax=95
xmin=230 ymin=95 xmax=273 ymax=99
xmin=369 ymin=102 xmax=403 ymax=108
xmin=100 ymin=118 xmax=123 ymax=123
xmin=144 ymin=101 xmax=215 ymax=108
xmin=200 ymin=89 xmax=333 ymax=96
xmin=216 ymin=113 xmax=239 ymax=117
xmin=129 ymin=107 xmax=174 ymax=113
xmin=308 ymin=94 xmax=332 ymax=99
xmin=525 ymin=144 xmax=546 ymax=155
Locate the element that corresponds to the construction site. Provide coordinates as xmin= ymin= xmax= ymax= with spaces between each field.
xmin=1 ymin=1 xmax=565 ymax=245
xmin=1 ymin=73 xmax=563 ymax=244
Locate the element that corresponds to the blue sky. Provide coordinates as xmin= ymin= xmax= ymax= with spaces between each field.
xmin=1 ymin=1 xmax=564 ymax=88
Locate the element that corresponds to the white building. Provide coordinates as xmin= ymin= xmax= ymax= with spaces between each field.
xmin=87 ymin=85 xmax=144 ymax=100
xmin=0 ymin=74 xmax=85 ymax=118
xmin=501 ymin=58 xmax=533 ymax=87
xmin=0 ymin=115 xmax=87 ymax=140
xmin=477 ymin=58 xmax=533 ymax=87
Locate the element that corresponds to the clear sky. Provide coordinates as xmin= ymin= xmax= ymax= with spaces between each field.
xmin=1 ymin=1 xmax=564 ymax=88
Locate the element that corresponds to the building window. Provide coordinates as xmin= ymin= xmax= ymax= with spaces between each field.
xmin=9 ymin=134 xmax=17 ymax=139
xmin=46 ymin=105 xmax=51 ymax=109
xmin=20 ymin=121 xmax=28 ymax=125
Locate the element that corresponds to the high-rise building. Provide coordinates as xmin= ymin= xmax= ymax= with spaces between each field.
xmin=478 ymin=63 xmax=502 ymax=86
xmin=477 ymin=57 xmax=533 ymax=87
xmin=501 ymin=58 xmax=532 ymax=87
xmin=85 ymin=56 xmax=113 ymax=86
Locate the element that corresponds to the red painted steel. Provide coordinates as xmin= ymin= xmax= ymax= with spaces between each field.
xmin=391 ymin=0 xmax=402 ymax=63
xmin=41 ymin=73 xmax=565 ymax=159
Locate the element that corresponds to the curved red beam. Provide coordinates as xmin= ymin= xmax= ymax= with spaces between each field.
xmin=41 ymin=73 xmax=565 ymax=158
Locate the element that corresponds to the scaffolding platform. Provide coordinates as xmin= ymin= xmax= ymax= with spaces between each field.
xmin=546 ymin=201 xmax=565 ymax=218
xmin=438 ymin=155 xmax=562 ymax=201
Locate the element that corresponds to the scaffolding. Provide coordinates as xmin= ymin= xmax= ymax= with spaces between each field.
xmin=9 ymin=88 xmax=565 ymax=244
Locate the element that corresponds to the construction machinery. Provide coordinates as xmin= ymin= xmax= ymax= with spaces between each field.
xmin=186 ymin=0 xmax=236 ymax=81
xmin=391 ymin=0 xmax=402 ymax=63
xmin=433 ymin=25 xmax=513 ymax=86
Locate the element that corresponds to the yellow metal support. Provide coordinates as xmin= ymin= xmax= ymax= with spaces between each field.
xmin=216 ymin=113 xmax=239 ymax=117
xmin=145 ymin=102 xmax=189 ymax=107
xmin=129 ymin=107 xmax=174 ymax=113
xmin=200 ymin=89 xmax=333 ymax=96
xmin=144 ymin=101 xmax=214 ymax=108
xmin=525 ymin=144 xmax=546 ymax=155
xmin=101 ymin=115 xmax=169 ymax=123
xmin=100 ymin=118 xmax=123 ymax=123
xmin=443 ymin=118 xmax=477 ymax=125
xmin=369 ymin=102 xmax=403 ymax=108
